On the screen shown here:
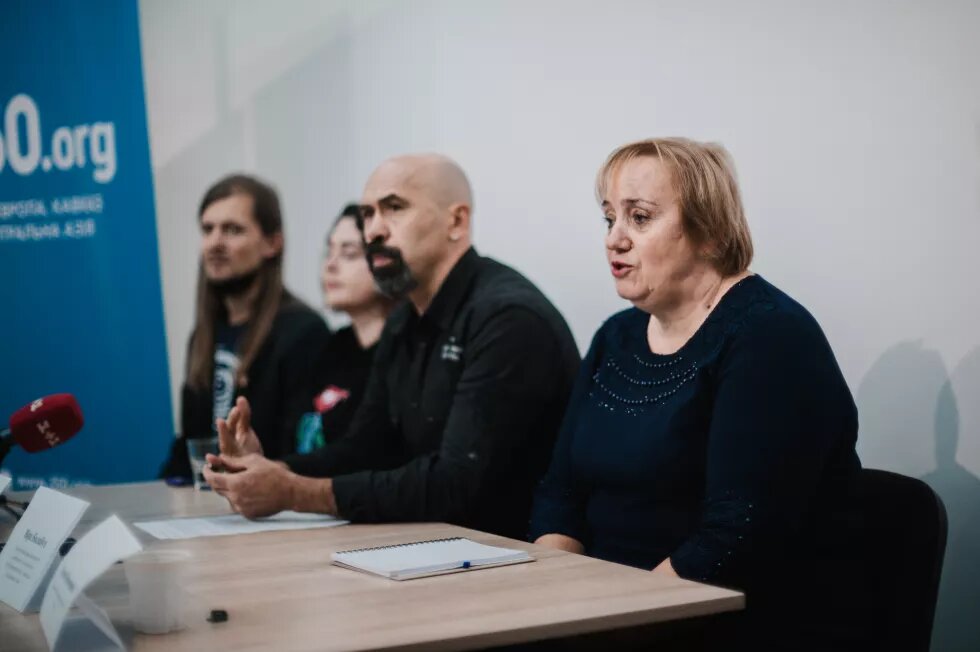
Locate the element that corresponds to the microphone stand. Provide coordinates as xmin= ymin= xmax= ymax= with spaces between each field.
xmin=1 ymin=428 xmax=18 ymax=521
xmin=0 ymin=430 xmax=12 ymax=468
xmin=1 ymin=497 xmax=22 ymax=520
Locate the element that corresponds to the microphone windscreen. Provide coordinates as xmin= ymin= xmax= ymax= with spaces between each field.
xmin=9 ymin=393 xmax=84 ymax=452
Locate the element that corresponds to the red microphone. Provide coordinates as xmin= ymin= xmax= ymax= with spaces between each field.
xmin=0 ymin=394 xmax=84 ymax=465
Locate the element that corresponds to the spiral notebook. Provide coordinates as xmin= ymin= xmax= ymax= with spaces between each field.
xmin=331 ymin=537 xmax=534 ymax=580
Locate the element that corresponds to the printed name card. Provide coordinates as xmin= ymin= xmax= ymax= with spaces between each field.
xmin=0 ymin=486 xmax=89 ymax=612
xmin=40 ymin=514 xmax=142 ymax=651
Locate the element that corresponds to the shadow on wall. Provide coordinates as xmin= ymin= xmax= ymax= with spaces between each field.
xmin=857 ymin=342 xmax=980 ymax=652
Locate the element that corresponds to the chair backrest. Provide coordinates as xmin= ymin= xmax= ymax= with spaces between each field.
xmin=859 ymin=468 xmax=948 ymax=652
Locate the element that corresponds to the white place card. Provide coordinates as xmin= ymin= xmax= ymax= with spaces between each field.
xmin=50 ymin=592 xmax=127 ymax=652
xmin=40 ymin=515 xmax=142 ymax=651
xmin=0 ymin=486 xmax=89 ymax=612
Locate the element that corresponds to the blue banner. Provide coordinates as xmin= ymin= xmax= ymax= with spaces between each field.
xmin=0 ymin=0 xmax=173 ymax=489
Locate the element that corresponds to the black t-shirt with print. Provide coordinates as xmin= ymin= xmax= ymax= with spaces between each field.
xmin=211 ymin=320 xmax=246 ymax=433
xmin=298 ymin=326 xmax=377 ymax=451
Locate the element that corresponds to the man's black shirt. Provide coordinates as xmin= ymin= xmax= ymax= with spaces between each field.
xmin=283 ymin=248 xmax=580 ymax=538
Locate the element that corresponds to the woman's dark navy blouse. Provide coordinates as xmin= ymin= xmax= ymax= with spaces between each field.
xmin=530 ymin=275 xmax=862 ymax=595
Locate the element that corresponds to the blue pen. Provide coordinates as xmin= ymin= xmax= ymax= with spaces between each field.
xmin=461 ymin=561 xmax=471 ymax=569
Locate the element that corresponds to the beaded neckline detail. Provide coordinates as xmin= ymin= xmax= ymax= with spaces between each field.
xmin=590 ymin=275 xmax=773 ymax=416
xmin=591 ymin=355 xmax=699 ymax=414
xmin=632 ymin=354 xmax=683 ymax=368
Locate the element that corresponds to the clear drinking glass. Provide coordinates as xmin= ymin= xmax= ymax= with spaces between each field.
xmin=185 ymin=436 xmax=220 ymax=490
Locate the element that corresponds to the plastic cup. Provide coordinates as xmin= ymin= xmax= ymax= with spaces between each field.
xmin=124 ymin=549 xmax=192 ymax=634
xmin=186 ymin=437 xmax=220 ymax=490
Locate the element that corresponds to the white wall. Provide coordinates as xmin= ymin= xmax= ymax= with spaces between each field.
xmin=139 ymin=2 xmax=980 ymax=648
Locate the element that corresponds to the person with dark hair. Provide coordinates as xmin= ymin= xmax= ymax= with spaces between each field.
xmin=161 ymin=174 xmax=329 ymax=479
xmin=294 ymin=205 xmax=397 ymax=453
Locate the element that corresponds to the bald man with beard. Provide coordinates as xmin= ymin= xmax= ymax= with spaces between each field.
xmin=204 ymin=154 xmax=580 ymax=538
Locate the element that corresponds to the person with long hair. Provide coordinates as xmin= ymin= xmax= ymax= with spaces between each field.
xmin=161 ymin=174 xmax=329 ymax=478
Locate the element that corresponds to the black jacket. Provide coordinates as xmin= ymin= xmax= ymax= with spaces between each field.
xmin=283 ymin=249 xmax=581 ymax=538
xmin=161 ymin=292 xmax=329 ymax=478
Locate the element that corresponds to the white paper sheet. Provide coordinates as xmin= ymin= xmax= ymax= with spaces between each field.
xmin=0 ymin=473 xmax=11 ymax=495
xmin=133 ymin=511 xmax=348 ymax=540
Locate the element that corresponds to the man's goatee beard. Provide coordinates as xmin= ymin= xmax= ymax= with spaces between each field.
xmin=365 ymin=240 xmax=418 ymax=299
xmin=207 ymin=267 xmax=261 ymax=298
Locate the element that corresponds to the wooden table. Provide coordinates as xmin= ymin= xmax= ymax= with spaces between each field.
xmin=0 ymin=482 xmax=743 ymax=651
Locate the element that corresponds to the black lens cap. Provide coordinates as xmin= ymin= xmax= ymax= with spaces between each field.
xmin=207 ymin=609 xmax=229 ymax=623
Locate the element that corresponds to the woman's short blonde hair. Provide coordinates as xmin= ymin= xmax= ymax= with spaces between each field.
xmin=596 ymin=137 xmax=753 ymax=276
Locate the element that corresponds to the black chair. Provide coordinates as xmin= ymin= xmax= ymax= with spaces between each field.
xmin=859 ymin=469 xmax=947 ymax=652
